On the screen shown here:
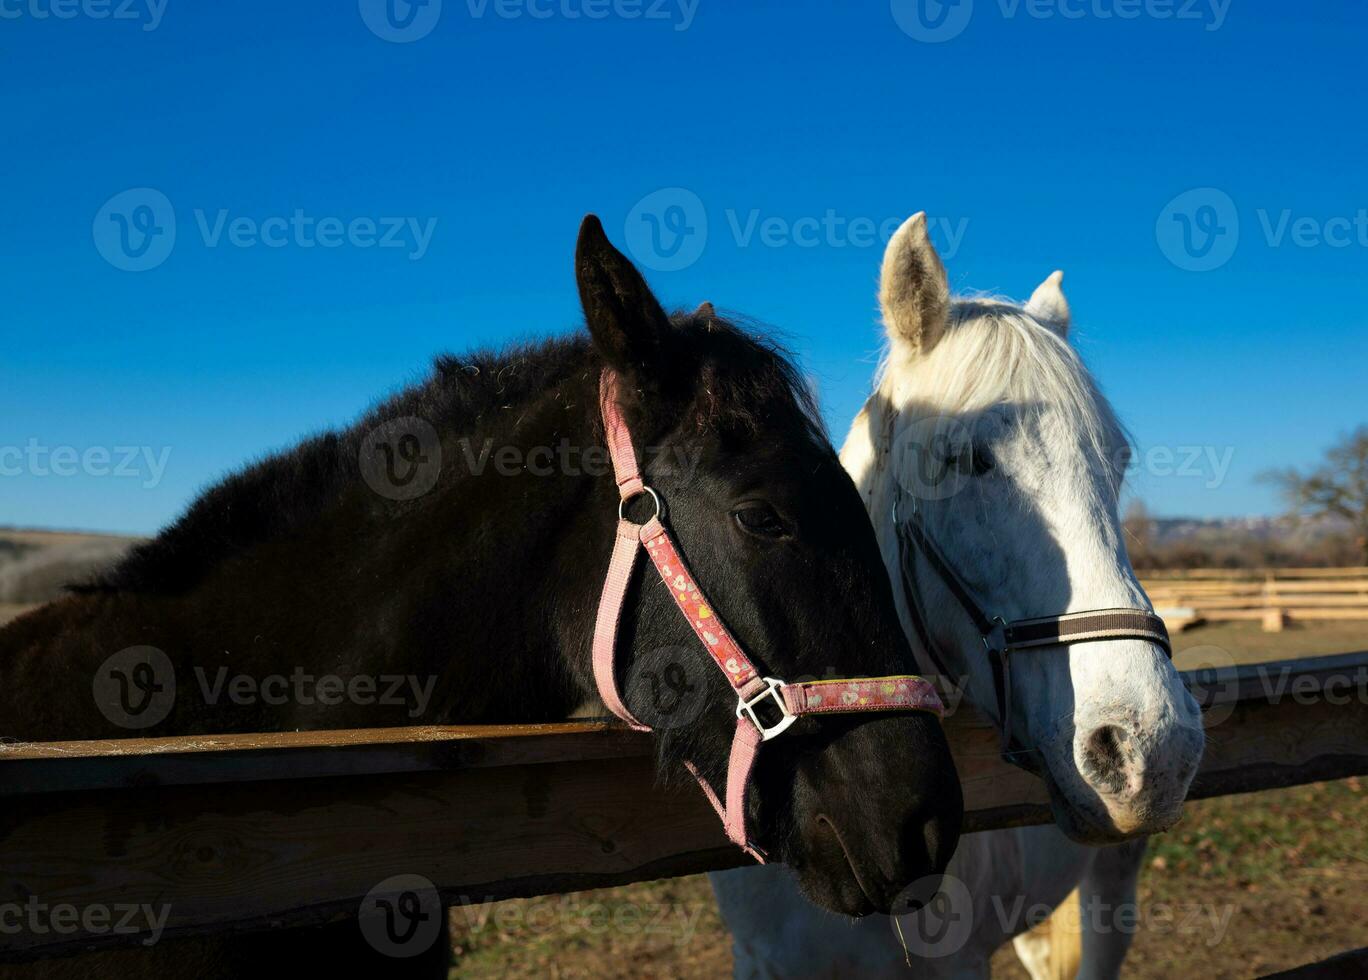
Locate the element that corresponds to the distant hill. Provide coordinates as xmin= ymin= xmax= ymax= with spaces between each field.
xmin=0 ymin=529 xmax=140 ymax=608
xmin=1131 ymin=514 xmax=1359 ymax=570
xmin=1151 ymin=516 xmax=1279 ymax=543
xmin=1151 ymin=514 xmax=1350 ymax=544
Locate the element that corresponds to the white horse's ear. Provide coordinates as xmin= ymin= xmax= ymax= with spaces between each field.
xmin=880 ymin=213 xmax=950 ymax=356
xmin=1026 ymin=270 xmax=1071 ymax=336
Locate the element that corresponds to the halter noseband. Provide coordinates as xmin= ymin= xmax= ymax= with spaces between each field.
xmin=892 ymin=491 xmax=1171 ymax=773
xmin=592 ymin=369 xmax=944 ymax=861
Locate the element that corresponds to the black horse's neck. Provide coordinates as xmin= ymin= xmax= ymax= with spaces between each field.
xmin=2 ymin=337 xmax=621 ymax=740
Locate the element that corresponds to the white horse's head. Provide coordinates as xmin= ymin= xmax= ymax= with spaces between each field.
xmin=841 ymin=214 xmax=1204 ymax=842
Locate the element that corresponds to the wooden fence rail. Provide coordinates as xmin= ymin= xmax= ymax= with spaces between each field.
xmin=1142 ymin=568 xmax=1368 ymax=630
xmin=1 ymin=651 xmax=1366 ymax=962
xmin=1143 ymin=567 xmax=1368 ymax=580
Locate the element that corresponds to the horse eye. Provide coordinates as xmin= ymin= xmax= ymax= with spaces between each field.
xmin=947 ymin=444 xmax=994 ymax=477
xmin=733 ymin=503 xmax=789 ymax=538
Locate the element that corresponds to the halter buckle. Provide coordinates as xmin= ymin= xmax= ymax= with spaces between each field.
xmin=736 ymin=677 xmax=798 ymax=741
xmin=981 ymin=617 xmax=1009 ymax=656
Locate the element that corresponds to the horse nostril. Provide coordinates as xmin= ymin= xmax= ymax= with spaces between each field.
xmin=887 ymin=811 xmax=954 ymax=913
xmin=918 ymin=811 xmax=948 ymax=875
xmin=1089 ymin=725 xmax=1125 ymax=767
xmin=1081 ymin=724 xmax=1131 ymax=795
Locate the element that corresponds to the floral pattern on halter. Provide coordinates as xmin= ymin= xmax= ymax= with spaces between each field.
xmin=644 ymin=528 xmax=759 ymax=689
xmin=783 ymin=677 xmax=945 ymax=718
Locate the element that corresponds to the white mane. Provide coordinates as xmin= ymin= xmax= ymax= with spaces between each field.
xmin=875 ymin=296 xmax=1130 ymax=471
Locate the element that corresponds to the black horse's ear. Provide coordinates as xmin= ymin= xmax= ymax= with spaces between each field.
xmin=576 ymin=214 xmax=673 ymax=376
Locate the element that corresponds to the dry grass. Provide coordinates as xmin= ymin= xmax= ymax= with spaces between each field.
xmin=445 ymin=779 xmax=1368 ymax=979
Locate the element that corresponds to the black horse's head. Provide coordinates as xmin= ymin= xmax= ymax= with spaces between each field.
xmin=575 ymin=216 xmax=963 ymax=916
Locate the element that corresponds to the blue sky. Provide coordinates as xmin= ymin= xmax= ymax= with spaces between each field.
xmin=3 ymin=0 xmax=1366 ymax=535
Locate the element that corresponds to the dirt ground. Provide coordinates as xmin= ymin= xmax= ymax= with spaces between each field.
xmin=446 ymin=622 xmax=1367 ymax=979
xmin=1170 ymin=620 xmax=1367 ymax=665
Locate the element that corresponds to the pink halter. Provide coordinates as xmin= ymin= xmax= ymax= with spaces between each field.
xmin=592 ymin=369 xmax=945 ymax=861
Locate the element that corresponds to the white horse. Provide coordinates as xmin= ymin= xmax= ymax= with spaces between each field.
xmin=710 ymin=214 xmax=1205 ymax=979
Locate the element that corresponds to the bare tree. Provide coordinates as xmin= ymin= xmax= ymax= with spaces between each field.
xmin=1261 ymin=426 xmax=1368 ymax=563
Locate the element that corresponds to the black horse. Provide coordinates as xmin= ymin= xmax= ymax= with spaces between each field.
xmin=0 ymin=217 xmax=962 ymax=977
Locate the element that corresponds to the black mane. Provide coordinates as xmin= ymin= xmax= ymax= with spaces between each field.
xmin=80 ymin=311 xmax=823 ymax=597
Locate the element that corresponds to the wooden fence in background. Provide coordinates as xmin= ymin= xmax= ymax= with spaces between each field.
xmin=1143 ymin=567 xmax=1368 ymax=631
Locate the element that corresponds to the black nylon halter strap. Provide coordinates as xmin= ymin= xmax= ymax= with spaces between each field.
xmin=896 ymin=515 xmax=1020 ymax=762
xmin=1003 ymin=609 xmax=1172 ymax=653
xmin=893 ymin=496 xmax=1173 ymax=769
